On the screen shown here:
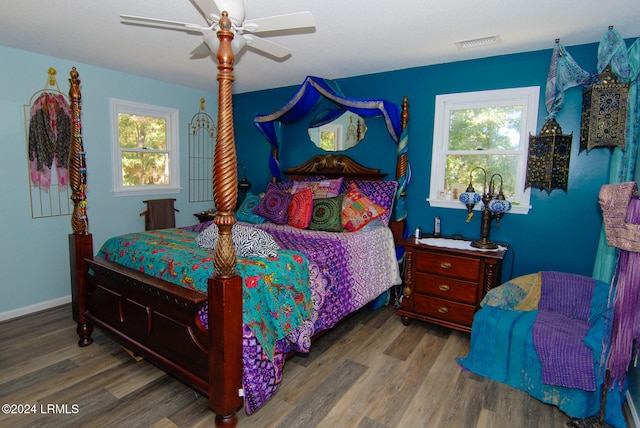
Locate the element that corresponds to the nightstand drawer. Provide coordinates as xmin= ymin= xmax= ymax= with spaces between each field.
xmin=414 ymin=251 xmax=480 ymax=281
xmin=413 ymin=295 xmax=476 ymax=326
xmin=414 ymin=273 xmax=477 ymax=304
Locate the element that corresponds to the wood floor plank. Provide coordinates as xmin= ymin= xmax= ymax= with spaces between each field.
xmin=276 ymin=359 xmax=367 ymax=428
xmin=0 ymin=303 xmax=581 ymax=427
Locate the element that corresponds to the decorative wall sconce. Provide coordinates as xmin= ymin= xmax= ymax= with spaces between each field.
xmin=580 ymin=64 xmax=630 ymax=152
xmin=459 ymin=166 xmax=511 ymax=249
xmin=526 ymin=117 xmax=572 ymax=194
xmin=237 ymin=163 xmax=252 ymax=207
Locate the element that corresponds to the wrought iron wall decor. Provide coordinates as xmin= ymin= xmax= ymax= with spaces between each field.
xmin=24 ymin=67 xmax=73 ymax=218
xmin=188 ymin=98 xmax=216 ymax=202
xmin=580 ymin=65 xmax=630 ymax=152
xmin=526 ymin=118 xmax=573 ymax=194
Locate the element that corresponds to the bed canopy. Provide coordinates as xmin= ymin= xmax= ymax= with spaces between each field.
xmin=253 ymin=76 xmax=411 ymax=223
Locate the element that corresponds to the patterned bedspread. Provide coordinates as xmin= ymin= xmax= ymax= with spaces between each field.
xmin=98 ymin=222 xmax=401 ymax=414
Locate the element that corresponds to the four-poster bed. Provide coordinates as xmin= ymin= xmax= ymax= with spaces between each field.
xmin=68 ymin=13 xmax=410 ymax=428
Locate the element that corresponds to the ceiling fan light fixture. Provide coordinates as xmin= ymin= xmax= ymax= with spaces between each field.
xmin=203 ymin=30 xmax=247 ymax=55
xmin=214 ymin=0 xmax=246 ymax=27
xmin=455 ymin=35 xmax=500 ymax=49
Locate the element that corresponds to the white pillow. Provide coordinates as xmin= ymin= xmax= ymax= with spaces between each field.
xmin=196 ymin=223 xmax=280 ymax=258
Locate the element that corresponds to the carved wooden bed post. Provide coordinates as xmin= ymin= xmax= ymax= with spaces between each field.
xmin=67 ymin=67 xmax=94 ymax=347
xmin=208 ymin=11 xmax=243 ymax=428
xmin=389 ymin=95 xmax=410 ymax=243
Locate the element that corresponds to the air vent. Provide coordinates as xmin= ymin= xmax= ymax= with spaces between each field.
xmin=455 ymin=35 xmax=500 ymax=49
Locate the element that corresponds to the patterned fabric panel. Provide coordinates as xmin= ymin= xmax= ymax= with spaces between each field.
xmin=287 ymin=188 xmax=313 ymax=228
xmin=308 ymin=195 xmax=344 ymax=232
xmin=340 ymin=179 xmax=398 ymax=226
xmin=236 ymin=192 xmax=266 ymax=224
xmin=196 ymin=223 xmax=280 ymax=258
xmin=291 ymin=177 xmax=344 ymax=198
xmin=342 ymin=182 xmax=387 ymax=232
xmin=97 ymin=228 xmax=311 ymax=360
xmin=253 ymin=182 xmax=291 ymax=224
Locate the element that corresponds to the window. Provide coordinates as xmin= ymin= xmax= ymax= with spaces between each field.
xmin=110 ymin=99 xmax=180 ymax=196
xmin=319 ymin=124 xmax=343 ymax=151
xmin=428 ymin=87 xmax=539 ymax=214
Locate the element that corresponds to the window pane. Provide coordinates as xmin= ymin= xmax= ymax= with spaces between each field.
xmin=445 ymin=154 xmax=518 ymax=198
xmin=121 ymin=152 xmax=170 ymax=186
xmin=448 ymin=106 xmax=522 ymax=151
xmin=320 ymin=131 xmax=337 ymax=151
xmin=118 ymin=114 xmax=167 ymax=150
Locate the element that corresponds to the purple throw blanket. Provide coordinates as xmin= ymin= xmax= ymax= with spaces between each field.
xmin=532 ymin=271 xmax=596 ymax=390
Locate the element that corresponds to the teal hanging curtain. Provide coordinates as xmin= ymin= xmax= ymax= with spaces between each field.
xmin=593 ymin=30 xmax=640 ymax=283
xmin=254 ymin=76 xmax=411 ymax=222
xmin=545 ymin=41 xmax=593 ymax=119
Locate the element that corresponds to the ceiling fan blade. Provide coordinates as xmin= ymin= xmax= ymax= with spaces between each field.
xmin=243 ymin=34 xmax=291 ymax=59
xmin=120 ymin=14 xmax=206 ymax=32
xmin=193 ymin=0 xmax=247 ymax=26
xmin=191 ymin=0 xmax=221 ymax=24
xmin=190 ymin=42 xmax=212 ymax=57
xmin=242 ymin=12 xmax=315 ymax=33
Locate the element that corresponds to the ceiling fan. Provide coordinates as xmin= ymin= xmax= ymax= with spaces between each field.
xmin=120 ymin=0 xmax=315 ymax=60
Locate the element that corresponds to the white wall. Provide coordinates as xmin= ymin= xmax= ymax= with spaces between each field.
xmin=0 ymin=45 xmax=217 ymax=318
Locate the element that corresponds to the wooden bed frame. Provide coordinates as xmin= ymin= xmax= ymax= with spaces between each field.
xmin=68 ymin=13 xmax=409 ymax=428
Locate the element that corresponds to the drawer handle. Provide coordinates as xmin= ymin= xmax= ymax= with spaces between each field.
xmin=438 ymin=284 xmax=450 ymax=292
xmin=437 ymin=306 xmax=449 ymax=314
xmin=440 ymin=262 xmax=452 ymax=269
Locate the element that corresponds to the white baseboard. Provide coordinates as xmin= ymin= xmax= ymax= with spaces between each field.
xmin=627 ymin=390 xmax=640 ymax=428
xmin=0 ymin=295 xmax=71 ymax=322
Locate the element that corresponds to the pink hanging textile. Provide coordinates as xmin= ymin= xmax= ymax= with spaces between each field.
xmin=28 ymin=92 xmax=72 ymax=191
xmin=598 ymin=182 xmax=640 ymax=389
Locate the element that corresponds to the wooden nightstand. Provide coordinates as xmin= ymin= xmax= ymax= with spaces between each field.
xmin=194 ymin=211 xmax=216 ymax=223
xmin=397 ymin=238 xmax=506 ymax=333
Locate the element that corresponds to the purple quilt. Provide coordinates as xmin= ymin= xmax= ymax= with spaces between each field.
xmin=186 ymin=221 xmax=401 ymax=413
xmin=532 ymin=271 xmax=596 ymax=391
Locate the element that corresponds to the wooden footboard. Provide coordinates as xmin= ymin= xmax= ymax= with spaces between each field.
xmin=70 ymin=251 xmax=244 ymax=422
xmin=84 ymin=257 xmax=210 ymax=392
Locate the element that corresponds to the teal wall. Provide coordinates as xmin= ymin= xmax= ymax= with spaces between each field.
xmin=234 ymin=42 xmax=613 ymax=283
xmin=0 ymin=45 xmax=216 ymax=317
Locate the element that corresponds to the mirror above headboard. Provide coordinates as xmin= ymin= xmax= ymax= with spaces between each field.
xmin=308 ymin=110 xmax=368 ymax=151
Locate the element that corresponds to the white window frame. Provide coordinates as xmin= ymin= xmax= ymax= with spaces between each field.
xmin=428 ymin=87 xmax=539 ymax=215
xmin=110 ymin=99 xmax=180 ymax=196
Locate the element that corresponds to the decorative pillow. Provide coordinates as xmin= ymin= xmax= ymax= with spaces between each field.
xmin=253 ymin=182 xmax=292 ymax=225
xmin=273 ymin=176 xmax=327 ymax=193
xmin=292 ymin=177 xmax=344 ymax=199
xmin=287 ymin=188 xmax=314 ymax=228
xmin=480 ymin=272 xmax=542 ymax=311
xmin=236 ymin=192 xmax=265 ymax=224
xmin=196 ymin=223 xmax=280 ymax=258
xmin=341 ymin=183 xmax=388 ymax=232
xmin=340 ymin=180 xmax=398 ymax=226
xmin=308 ymin=195 xmax=344 ymax=232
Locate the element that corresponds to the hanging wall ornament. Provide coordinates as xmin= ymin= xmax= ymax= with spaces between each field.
xmin=580 ymin=65 xmax=630 ymax=151
xmin=525 ymin=40 xmax=588 ymax=194
xmin=580 ymin=27 xmax=632 ymax=152
xmin=526 ymin=118 xmax=573 ymax=193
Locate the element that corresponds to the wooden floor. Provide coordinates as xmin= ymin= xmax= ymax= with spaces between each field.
xmin=0 ymin=304 xmax=577 ymax=427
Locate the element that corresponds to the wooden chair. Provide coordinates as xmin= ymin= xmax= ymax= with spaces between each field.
xmin=140 ymin=198 xmax=179 ymax=230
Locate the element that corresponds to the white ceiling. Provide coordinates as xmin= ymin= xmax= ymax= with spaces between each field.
xmin=1 ymin=0 xmax=639 ymax=94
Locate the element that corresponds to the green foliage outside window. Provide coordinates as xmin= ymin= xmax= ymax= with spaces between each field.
xmin=445 ymin=106 xmax=522 ymax=198
xmin=118 ymin=114 xmax=169 ymax=186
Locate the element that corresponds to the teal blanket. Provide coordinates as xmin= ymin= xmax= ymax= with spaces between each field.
xmin=458 ymin=305 xmax=625 ymax=427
